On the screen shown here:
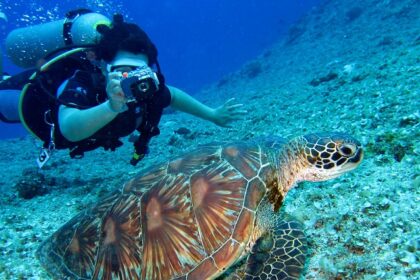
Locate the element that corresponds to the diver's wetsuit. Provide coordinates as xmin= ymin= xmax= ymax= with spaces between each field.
xmin=54 ymin=69 xmax=172 ymax=155
xmin=0 ymin=67 xmax=171 ymax=157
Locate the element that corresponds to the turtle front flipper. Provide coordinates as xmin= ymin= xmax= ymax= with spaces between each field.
xmin=244 ymin=218 xmax=307 ymax=280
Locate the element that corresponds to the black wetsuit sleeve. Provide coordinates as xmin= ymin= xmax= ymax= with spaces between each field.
xmin=157 ymin=85 xmax=172 ymax=108
xmin=58 ymin=70 xmax=102 ymax=108
xmin=0 ymin=69 xmax=36 ymax=90
xmin=138 ymin=84 xmax=172 ymax=133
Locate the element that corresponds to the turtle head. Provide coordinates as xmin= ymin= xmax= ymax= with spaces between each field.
xmin=299 ymin=132 xmax=363 ymax=181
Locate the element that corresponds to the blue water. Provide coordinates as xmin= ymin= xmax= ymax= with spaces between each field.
xmin=0 ymin=0 xmax=321 ymax=139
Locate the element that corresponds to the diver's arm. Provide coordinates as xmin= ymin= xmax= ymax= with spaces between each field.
xmin=58 ymin=101 xmax=118 ymax=142
xmin=58 ymin=72 xmax=128 ymax=142
xmin=168 ymin=85 xmax=246 ymax=127
xmin=168 ymin=85 xmax=216 ymax=123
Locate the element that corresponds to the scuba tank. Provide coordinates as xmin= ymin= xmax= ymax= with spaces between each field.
xmin=0 ymin=35 xmax=3 ymax=78
xmin=5 ymin=9 xmax=110 ymax=68
xmin=0 ymin=10 xmax=7 ymax=77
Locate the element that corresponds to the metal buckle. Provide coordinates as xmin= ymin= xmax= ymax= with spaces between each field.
xmin=37 ymin=110 xmax=56 ymax=168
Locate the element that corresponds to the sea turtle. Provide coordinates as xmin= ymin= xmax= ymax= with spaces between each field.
xmin=37 ymin=132 xmax=363 ymax=280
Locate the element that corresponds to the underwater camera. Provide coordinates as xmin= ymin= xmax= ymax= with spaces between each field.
xmin=120 ymin=66 xmax=160 ymax=103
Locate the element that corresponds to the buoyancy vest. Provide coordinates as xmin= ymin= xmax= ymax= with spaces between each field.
xmin=19 ymin=48 xmax=170 ymax=166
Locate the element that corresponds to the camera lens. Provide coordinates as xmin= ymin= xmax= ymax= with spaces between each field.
xmin=138 ymin=81 xmax=150 ymax=92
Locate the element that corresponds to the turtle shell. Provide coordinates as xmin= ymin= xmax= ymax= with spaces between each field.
xmin=37 ymin=140 xmax=284 ymax=280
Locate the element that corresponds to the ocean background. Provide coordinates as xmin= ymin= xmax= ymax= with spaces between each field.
xmin=0 ymin=0 xmax=419 ymax=279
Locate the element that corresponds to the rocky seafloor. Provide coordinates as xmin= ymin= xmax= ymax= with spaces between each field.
xmin=0 ymin=0 xmax=419 ymax=279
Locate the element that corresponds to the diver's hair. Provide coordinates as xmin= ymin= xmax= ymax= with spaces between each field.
xmin=95 ymin=14 xmax=158 ymax=66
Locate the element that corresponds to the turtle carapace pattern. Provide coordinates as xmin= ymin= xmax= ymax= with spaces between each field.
xmin=37 ymin=132 xmax=363 ymax=280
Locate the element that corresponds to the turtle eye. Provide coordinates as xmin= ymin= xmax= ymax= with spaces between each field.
xmin=338 ymin=144 xmax=356 ymax=157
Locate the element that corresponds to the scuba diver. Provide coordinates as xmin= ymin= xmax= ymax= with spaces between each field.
xmin=0 ymin=9 xmax=245 ymax=168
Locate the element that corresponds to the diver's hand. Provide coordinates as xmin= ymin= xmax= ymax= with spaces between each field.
xmin=106 ymin=72 xmax=128 ymax=113
xmin=211 ymin=98 xmax=247 ymax=127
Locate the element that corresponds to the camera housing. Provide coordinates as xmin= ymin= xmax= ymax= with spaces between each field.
xmin=120 ymin=66 xmax=160 ymax=103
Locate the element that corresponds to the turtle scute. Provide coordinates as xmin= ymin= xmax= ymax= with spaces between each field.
xmin=36 ymin=133 xmax=363 ymax=280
